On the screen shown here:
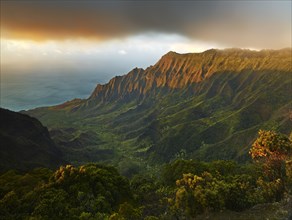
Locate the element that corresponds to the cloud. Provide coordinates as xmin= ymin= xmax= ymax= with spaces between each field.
xmin=118 ymin=50 xmax=127 ymax=55
xmin=1 ymin=33 xmax=223 ymax=79
xmin=1 ymin=1 xmax=291 ymax=49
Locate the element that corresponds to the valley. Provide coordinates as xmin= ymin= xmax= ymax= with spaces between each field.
xmin=1 ymin=48 xmax=291 ymax=220
xmin=2 ymin=1 xmax=291 ymax=219
xmin=25 ymin=49 xmax=292 ymax=168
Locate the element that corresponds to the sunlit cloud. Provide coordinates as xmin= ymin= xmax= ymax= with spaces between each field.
xmin=1 ymin=33 xmax=226 ymax=76
xmin=1 ymin=1 xmax=290 ymax=77
xmin=1 ymin=1 xmax=291 ymax=49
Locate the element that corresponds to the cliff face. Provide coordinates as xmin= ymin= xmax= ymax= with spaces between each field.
xmin=89 ymin=67 xmax=146 ymax=102
xmin=88 ymin=49 xmax=291 ymax=104
xmin=0 ymin=108 xmax=64 ymax=171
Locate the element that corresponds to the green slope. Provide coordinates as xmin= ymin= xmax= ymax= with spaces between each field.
xmin=24 ymin=48 xmax=292 ymax=165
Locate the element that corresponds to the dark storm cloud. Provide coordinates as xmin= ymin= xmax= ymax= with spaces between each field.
xmin=1 ymin=0 xmax=291 ymax=48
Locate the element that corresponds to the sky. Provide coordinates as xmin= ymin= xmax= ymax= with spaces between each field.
xmin=1 ymin=0 xmax=291 ymax=111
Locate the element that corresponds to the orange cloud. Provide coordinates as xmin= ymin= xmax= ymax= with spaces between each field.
xmin=1 ymin=2 xmax=135 ymax=41
xmin=1 ymin=1 xmax=291 ymax=49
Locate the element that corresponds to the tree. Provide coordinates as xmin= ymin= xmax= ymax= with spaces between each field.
xmin=172 ymin=172 xmax=227 ymax=218
xmin=49 ymin=164 xmax=132 ymax=214
xmin=249 ymin=130 xmax=292 ymax=181
xmin=109 ymin=202 xmax=142 ymax=220
xmin=32 ymin=188 xmax=71 ymax=219
xmin=161 ymin=159 xmax=207 ymax=186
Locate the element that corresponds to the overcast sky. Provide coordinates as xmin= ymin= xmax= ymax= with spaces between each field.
xmin=1 ymin=0 xmax=291 ymax=75
xmin=1 ymin=0 xmax=291 ymax=110
xmin=2 ymin=1 xmax=291 ymax=46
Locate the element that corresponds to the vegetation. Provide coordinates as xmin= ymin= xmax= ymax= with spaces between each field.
xmin=249 ymin=130 xmax=292 ymax=181
xmin=0 ymin=130 xmax=291 ymax=219
xmin=0 ymin=164 xmax=131 ymax=219
xmin=25 ymin=49 xmax=292 ymax=165
xmin=1 ymin=50 xmax=291 ymax=219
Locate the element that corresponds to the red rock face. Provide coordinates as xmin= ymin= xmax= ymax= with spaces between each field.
xmin=88 ymin=48 xmax=291 ymax=103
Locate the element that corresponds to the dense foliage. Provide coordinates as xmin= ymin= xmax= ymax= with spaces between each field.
xmin=249 ymin=130 xmax=292 ymax=180
xmin=0 ymin=130 xmax=291 ymax=219
xmin=0 ymin=164 xmax=131 ymax=219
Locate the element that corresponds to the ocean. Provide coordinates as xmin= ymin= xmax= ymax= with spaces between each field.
xmin=0 ymin=72 xmax=109 ymax=111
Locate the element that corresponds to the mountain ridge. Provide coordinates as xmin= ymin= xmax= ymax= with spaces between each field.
xmin=81 ymin=48 xmax=291 ymax=107
xmin=29 ymin=48 xmax=291 ymax=112
xmin=25 ymin=48 xmax=292 ymax=163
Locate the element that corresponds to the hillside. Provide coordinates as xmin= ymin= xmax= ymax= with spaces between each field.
xmin=0 ymin=108 xmax=64 ymax=171
xmin=25 ymin=48 xmax=292 ymax=164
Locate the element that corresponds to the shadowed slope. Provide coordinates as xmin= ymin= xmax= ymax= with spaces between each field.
xmin=0 ymin=108 xmax=64 ymax=171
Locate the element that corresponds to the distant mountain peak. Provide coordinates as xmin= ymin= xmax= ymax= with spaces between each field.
xmin=164 ymin=51 xmax=179 ymax=56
